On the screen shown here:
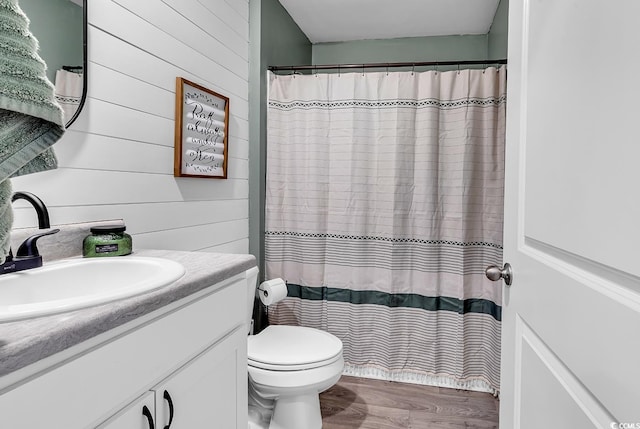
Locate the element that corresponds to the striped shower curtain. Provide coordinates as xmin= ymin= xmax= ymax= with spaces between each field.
xmin=265 ymin=67 xmax=506 ymax=394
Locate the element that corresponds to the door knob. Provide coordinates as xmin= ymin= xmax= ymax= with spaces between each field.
xmin=485 ymin=263 xmax=513 ymax=286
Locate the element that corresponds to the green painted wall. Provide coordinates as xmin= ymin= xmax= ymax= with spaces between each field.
xmin=260 ymin=0 xmax=312 ymax=67
xmin=249 ymin=0 xmax=311 ymax=279
xmin=312 ymin=34 xmax=489 ymax=67
xmin=19 ymin=0 xmax=83 ymax=84
xmin=488 ymin=0 xmax=509 ymax=59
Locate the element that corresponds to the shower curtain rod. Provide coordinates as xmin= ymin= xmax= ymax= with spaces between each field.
xmin=268 ymin=58 xmax=507 ymax=72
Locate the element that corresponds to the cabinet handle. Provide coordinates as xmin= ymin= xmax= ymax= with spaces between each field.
xmin=163 ymin=390 xmax=174 ymax=429
xmin=142 ymin=405 xmax=155 ymax=429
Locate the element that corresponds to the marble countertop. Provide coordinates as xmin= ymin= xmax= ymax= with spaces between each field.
xmin=0 ymin=249 xmax=256 ymax=379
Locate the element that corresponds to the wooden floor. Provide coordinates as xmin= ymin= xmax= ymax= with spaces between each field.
xmin=320 ymin=376 xmax=499 ymax=429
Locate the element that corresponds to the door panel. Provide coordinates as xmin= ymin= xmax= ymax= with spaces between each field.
xmin=520 ymin=339 xmax=597 ymax=429
xmin=517 ymin=315 xmax=615 ymax=428
xmin=502 ymin=0 xmax=640 ymax=426
xmin=522 ymin=0 xmax=640 ymax=277
xmin=153 ymin=329 xmax=245 ymax=428
xmin=516 ymin=252 xmax=639 ymax=417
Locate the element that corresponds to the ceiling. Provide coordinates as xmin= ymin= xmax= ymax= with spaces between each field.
xmin=278 ymin=0 xmax=501 ymax=44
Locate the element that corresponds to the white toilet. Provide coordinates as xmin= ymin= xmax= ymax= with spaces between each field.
xmin=245 ymin=267 xmax=344 ymax=429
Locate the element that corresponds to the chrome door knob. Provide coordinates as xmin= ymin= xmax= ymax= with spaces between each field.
xmin=485 ymin=263 xmax=513 ymax=286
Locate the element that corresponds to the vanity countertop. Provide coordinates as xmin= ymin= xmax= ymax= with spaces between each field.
xmin=0 ymin=249 xmax=256 ymax=380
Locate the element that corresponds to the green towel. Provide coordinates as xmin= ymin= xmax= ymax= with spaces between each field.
xmin=0 ymin=0 xmax=65 ymax=263
xmin=0 ymin=180 xmax=12 ymax=261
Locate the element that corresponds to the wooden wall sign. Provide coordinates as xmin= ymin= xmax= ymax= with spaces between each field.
xmin=174 ymin=77 xmax=229 ymax=178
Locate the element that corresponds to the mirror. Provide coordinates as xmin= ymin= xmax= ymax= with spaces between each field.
xmin=18 ymin=0 xmax=87 ymax=128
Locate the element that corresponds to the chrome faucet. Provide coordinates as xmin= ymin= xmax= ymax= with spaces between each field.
xmin=1 ymin=192 xmax=59 ymax=274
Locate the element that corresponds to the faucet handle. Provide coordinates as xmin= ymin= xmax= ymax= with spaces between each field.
xmin=16 ymin=229 xmax=60 ymax=258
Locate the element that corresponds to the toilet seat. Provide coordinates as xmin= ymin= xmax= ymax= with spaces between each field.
xmin=249 ymin=352 xmax=343 ymax=371
xmin=248 ymin=325 xmax=343 ymax=371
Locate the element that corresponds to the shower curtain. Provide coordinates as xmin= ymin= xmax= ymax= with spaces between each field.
xmin=54 ymin=69 xmax=83 ymax=123
xmin=265 ymin=67 xmax=506 ymax=394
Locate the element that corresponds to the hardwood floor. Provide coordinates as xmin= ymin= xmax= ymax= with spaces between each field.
xmin=320 ymin=376 xmax=499 ymax=429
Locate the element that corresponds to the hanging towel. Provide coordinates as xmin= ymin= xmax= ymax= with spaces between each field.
xmin=0 ymin=0 xmax=65 ymax=178
xmin=55 ymin=68 xmax=83 ymax=123
xmin=0 ymin=0 xmax=65 ymax=263
xmin=0 ymin=180 xmax=12 ymax=261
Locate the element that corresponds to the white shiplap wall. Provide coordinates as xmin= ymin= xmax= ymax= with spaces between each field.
xmin=12 ymin=0 xmax=250 ymax=254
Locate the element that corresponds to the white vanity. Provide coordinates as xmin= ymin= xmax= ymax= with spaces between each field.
xmin=0 ymin=249 xmax=254 ymax=428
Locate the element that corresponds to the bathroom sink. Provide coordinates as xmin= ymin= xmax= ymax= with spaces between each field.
xmin=0 ymin=256 xmax=185 ymax=322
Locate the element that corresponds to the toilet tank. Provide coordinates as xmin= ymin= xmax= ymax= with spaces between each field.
xmin=245 ymin=266 xmax=259 ymax=334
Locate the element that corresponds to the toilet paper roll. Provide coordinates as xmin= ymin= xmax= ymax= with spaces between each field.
xmin=258 ymin=278 xmax=288 ymax=306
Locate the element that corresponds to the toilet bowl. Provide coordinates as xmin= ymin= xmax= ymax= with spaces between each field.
xmin=245 ymin=267 xmax=344 ymax=429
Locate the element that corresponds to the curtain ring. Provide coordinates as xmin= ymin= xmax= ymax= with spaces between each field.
xmin=457 ymin=63 xmax=460 ymax=75
xmin=362 ymin=64 xmax=365 ymax=76
xmin=338 ymin=65 xmax=341 ymax=77
xmin=386 ymin=63 xmax=389 ymax=76
xmin=411 ymin=64 xmax=414 ymax=76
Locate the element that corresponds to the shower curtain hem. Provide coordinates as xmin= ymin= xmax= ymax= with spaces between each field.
xmin=342 ymin=363 xmax=499 ymax=397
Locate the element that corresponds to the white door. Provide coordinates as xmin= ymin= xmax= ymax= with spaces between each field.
xmin=500 ymin=0 xmax=640 ymax=427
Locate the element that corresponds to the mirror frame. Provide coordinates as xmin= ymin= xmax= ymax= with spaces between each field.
xmin=64 ymin=0 xmax=87 ymax=128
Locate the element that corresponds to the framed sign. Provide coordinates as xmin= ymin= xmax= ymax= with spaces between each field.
xmin=174 ymin=77 xmax=229 ymax=178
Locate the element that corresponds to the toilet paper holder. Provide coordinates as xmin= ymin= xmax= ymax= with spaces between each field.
xmin=258 ymin=283 xmax=267 ymax=297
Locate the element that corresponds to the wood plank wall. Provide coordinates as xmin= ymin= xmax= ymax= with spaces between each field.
xmin=12 ymin=0 xmax=250 ymax=254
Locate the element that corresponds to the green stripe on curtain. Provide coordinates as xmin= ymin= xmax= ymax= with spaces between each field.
xmin=286 ymin=283 xmax=502 ymax=321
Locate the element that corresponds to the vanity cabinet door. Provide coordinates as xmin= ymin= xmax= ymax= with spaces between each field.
xmin=153 ymin=328 xmax=247 ymax=428
xmin=97 ymin=392 xmax=156 ymax=429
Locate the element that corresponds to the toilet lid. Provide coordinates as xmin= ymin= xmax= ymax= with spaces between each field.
xmin=248 ymin=325 xmax=343 ymax=369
